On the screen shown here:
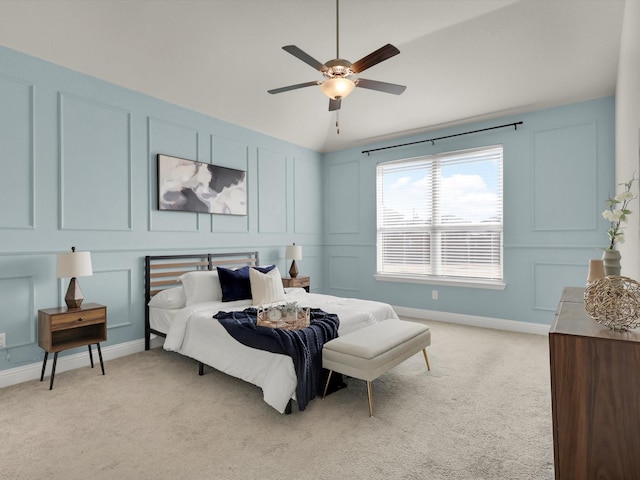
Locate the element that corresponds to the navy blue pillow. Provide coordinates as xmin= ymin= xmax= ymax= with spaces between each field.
xmin=254 ymin=265 xmax=276 ymax=274
xmin=217 ymin=265 xmax=276 ymax=302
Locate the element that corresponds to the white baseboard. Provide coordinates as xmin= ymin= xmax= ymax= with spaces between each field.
xmin=393 ymin=305 xmax=550 ymax=336
xmin=0 ymin=336 xmax=163 ymax=389
xmin=1 ymin=312 xmax=544 ymax=390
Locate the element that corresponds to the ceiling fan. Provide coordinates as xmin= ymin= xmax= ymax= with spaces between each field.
xmin=267 ymin=0 xmax=406 ymax=113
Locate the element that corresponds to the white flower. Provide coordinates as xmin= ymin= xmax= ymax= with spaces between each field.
xmin=603 ymin=176 xmax=637 ymax=250
xmin=616 ymin=191 xmax=635 ymax=202
xmin=602 ymin=210 xmax=623 ymax=221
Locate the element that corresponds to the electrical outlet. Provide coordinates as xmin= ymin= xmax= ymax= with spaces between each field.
xmin=0 ymin=333 xmax=5 ymax=348
xmin=432 ymin=290 xmax=438 ymax=300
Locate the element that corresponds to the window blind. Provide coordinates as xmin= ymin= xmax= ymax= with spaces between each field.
xmin=376 ymin=145 xmax=503 ymax=281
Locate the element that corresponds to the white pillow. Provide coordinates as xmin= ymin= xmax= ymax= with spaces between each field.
xmin=148 ymin=286 xmax=187 ymax=309
xmin=179 ymin=270 xmax=223 ymax=305
xmin=249 ymin=266 xmax=285 ymax=305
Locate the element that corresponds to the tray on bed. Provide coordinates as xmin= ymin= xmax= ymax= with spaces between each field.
xmin=256 ymin=306 xmax=311 ymax=331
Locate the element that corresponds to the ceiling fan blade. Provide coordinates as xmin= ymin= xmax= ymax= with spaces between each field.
xmin=356 ymin=78 xmax=406 ymax=95
xmin=282 ymin=45 xmax=328 ymax=72
xmin=268 ymin=81 xmax=320 ymax=95
xmin=329 ymin=98 xmax=341 ymax=111
xmin=350 ymin=44 xmax=400 ymax=73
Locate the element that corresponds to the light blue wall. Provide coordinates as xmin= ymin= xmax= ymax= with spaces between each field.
xmin=0 ymin=44 xmax=617 ymax=376
xmin=322 ymin=97 xmax=615 ymax=325
xmin=0 ymin=46 xmax=323 ymax=372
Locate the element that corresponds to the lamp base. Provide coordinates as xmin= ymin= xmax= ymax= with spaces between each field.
xmin=289 ymin=260 xmax=298 ymax=279
xmin=65 ymin=277 xmax=84 ymax=309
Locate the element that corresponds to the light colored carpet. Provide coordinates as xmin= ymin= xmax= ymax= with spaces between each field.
xmin=0 ymin=319 xmax=554 ymax=480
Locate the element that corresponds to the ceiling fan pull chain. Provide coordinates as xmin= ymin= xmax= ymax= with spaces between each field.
xmin=336 ymin=110 xmax=340 ymax=134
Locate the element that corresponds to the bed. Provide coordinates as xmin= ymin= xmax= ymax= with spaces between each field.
xmin=144 ymin=252 xmax=398 ymax=413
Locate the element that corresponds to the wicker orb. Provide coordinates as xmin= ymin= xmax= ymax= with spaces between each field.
xmin=584 ymin=276 xmax=640 ymax=330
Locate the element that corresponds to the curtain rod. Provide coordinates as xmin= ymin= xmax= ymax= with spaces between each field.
xmin=362 ymin=121 xmax=523 ymax=156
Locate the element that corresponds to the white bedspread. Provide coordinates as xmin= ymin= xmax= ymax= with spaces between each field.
xmin=162 ymin=289 xmax=398 ymax=413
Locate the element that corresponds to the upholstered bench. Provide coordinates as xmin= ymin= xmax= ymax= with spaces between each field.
xmin=322 ymin=319 xmax=431 ymax=416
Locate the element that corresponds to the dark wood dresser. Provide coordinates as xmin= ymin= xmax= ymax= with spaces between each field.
xmin=549 ymin=287 xmax=640 ymax=479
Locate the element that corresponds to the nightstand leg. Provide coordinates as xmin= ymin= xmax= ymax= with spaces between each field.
xmin=88 ymin=344 xmax=94 ymax=368
xmin=40 ymin=352 xmax=48 ymax=381
xmin=49 ymin=352 xmax=58 ymax=390
xmin=96 ymin=343 xmax=105 ymax=375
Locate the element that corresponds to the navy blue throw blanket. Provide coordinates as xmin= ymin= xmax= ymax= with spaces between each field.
xmin=214 ymin=308 xmax=339 ymax=411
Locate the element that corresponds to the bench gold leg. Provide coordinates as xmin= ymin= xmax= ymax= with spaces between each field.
xmin=322 ymin=370 xmax=333 ymax=399
xmin=367 ymin=381 xmax=374 ymax=417
xmin=423 ymin=348 xmax=431 ymax=371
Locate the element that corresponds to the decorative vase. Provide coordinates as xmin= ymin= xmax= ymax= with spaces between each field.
xmin=586 ymin=259 xmax=605 ymax=285
xmin=602 ymin=249 xmax=621 ymax=276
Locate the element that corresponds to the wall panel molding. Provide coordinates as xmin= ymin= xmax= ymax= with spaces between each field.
xmin=531 ymin=122 xmax=598 ymax=232
xmin=101 ymin=268 xmax=133 ymax=329
xmin=59 ymin=92 xmax=132 ymax=231
xmin=257 ymin=147 xmax=287 ymax=233
xmin=293 ymin=157 xmax=322 ymax=235
xmin=329 ymin=255 xmax=360 ymax=291
xmin=532 ymin=261 xmax=586 ymax=311
xmin=0 ymin=74 xmax=35 ymax=230
xmin=328 ymin=161 xmax=360 ymax=234
xmin=78 ymin=268 xmax=133 ymax=330
xmin=0 ymin=275 xmax=35 ymax=348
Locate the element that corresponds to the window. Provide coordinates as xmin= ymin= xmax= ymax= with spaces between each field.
xmin=376 ymin=145 xmax=503 ymax=286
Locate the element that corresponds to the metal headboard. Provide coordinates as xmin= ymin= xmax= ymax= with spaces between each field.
xmin=144 ymin=251 xmax=259 ymax=350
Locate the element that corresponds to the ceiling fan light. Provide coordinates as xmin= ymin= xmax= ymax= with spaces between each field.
xmin=320 ymin=77 xmax=355 ymax=100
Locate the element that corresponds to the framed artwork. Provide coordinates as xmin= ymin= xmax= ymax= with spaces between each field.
xmin=157 ymin=154 xmax=247 ymax=215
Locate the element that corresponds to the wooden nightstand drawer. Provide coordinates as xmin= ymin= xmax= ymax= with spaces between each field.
xmin=282 ymin=276 xmax=310 ymax=292
xmin=49 ymin=308 xmax=105 ymax=330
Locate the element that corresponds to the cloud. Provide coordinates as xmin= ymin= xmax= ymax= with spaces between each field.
xmin=383 ymin=172 xmax=499 ymax=224
xmin=441 ymin=174 xmax=499 ymax=222
xmin=390 ymin=176 xmax=412 ymax=189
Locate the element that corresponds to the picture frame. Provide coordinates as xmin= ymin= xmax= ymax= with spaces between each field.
xmin=157 ymin=154 xmax=247 ymax=215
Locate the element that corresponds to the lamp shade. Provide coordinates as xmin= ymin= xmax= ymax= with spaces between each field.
xmin=320 ymin=78 xmax=355 ymax=100
xmin=285 ymin=244 xmax=302 ymax=261
xmin=57 ymin=250 xmax=93 ymax=278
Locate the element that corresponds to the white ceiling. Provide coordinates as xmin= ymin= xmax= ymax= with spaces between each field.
xmin=0 ymin=0 xmax=625 ymax=152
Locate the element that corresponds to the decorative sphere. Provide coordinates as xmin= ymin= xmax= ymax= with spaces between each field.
xmin=584 ymin=276 xmax=640 ymax=330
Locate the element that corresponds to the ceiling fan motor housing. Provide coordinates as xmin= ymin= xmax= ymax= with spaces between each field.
xmin=323 ymin=58 xmax=353 ymax=79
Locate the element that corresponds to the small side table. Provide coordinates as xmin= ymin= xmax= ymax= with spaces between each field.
xmin=38 ymin=303 xmax=107 ymax=390
xmin=282 ymin=276 xmax=310 ymax=293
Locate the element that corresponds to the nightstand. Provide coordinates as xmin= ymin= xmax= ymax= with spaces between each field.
xmin=282 ymin=276 xmax=310 ymax=293
xmin=38 ymin=303 xmax=107 ymax=390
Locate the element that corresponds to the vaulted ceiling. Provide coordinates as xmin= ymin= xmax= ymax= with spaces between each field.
xmin=0 ymin=0 xmax=625 ymax=152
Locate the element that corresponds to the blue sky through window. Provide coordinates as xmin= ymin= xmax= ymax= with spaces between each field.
xmin=382 ymin=155 xmax=501 ymax=225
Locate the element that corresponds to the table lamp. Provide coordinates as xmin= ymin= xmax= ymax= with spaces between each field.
xmin=57 ymin=246 xmax=93 ymax=308
xmin=285 ymin=243 xmax=302 ymax=279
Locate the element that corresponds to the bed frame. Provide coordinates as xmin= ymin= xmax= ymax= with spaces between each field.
xmin=144 ymin=250 xmax=296 ymax=414
xmin=144 ymin=251 xmax=259 ymax=350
